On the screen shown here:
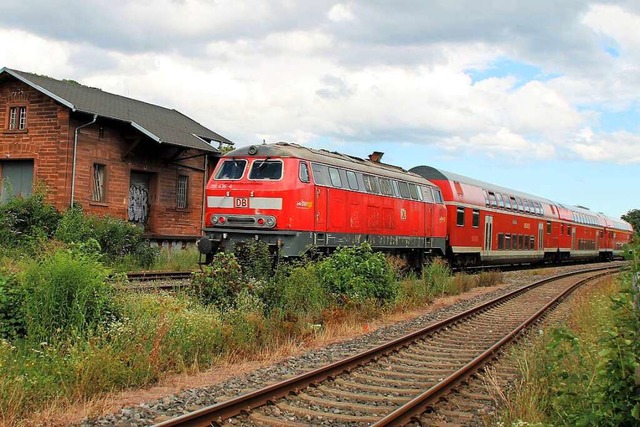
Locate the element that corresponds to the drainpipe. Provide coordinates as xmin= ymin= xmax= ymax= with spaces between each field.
xmin=70 ymin=114 xmax=98 ymax=208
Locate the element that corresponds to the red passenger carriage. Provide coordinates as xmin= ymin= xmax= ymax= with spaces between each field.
xmin=410 ymin=166 xmax=633 ymax=266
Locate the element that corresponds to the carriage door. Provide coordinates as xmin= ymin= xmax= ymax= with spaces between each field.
xmin=484 ymin=215 xmax=493 ymax=253
xmin=538 ymin=223 xmax=544 ymax=252
xmin=571 ymin=227 xmax=577 ymax=251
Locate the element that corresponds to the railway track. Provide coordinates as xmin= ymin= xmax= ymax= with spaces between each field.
xmin=114 ymin=271 xmax=194 ymax=291
xmin=152 ymin=265 xmax=619 ymax=427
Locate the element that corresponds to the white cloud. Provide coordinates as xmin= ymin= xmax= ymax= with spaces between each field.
xmin=328 ymin=3 xmax=355 ymax=22
xmin=570 ymin=129 xmax=640 ymax=163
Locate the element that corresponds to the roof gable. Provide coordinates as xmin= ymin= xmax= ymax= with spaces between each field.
xmin=0 ymin=67 xmax=231 ymax=153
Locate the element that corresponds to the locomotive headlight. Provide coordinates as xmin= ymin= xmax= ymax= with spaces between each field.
xmin=212 ymin=215 xmax=219 ymax=224
xmin=266 ymin=217 xmax=276 ymax=227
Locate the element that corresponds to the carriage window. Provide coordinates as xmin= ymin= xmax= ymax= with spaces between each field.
xmin=346 ymin=170 xmax=359 ymax=190
xmin=496 ymin=193 xmax=505 ymax=208
xmin=488 ymin=192 xmax=498 ymax=207
xmin=398 ymin=181 xmax=411 ymax=199
xmin=363 ymin=174 xmax=379 ymax=193
xmin=523 ymin=199 xmax=530 ymax=213
xmin=379 ymin=178 xmax=394 ymax=196
xmin=498 ymin=233 xmax=504 ymax=250
xmin=215 ymin=159 xmax=247 ymax=180
xmin=311 ymin=163 xmax=329 ymax=185
xmin=567 ymin=225 xmax=571 ymax=235
xmin=328 ymin=167 xmax=342 ymax=187
xmin=408 ymin=183 xmax=420 ymax=200
xmin=530 ymin=235 xmax=535 ymax=250
xmin=546 ymin=221 xmax=551 ymax=234
xmin=505 ymin=234 xmax=511 ymax=250
xmin=249 ymin=160 xmax=283 ymax=180
xmin=456 ymin=207 xmax=465 ymax=226
xmin=472 ymin=209 xmax=480 ymax=227
xmin=503 ymin=194 xmax=512 ymax=210
xmin=483 ymin=190 xmax=489 ymax=207
xmin=516 ymin=197 xmax=524 ymax=212
xmin=299 ymin=162 xmax=310 ymax=183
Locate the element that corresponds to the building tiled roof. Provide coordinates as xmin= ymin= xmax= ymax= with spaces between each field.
xmin=0 ymin=67 xmax=232 ymax=153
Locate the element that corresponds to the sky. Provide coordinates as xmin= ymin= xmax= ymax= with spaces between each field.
xmin=1 ymin=0 xmax=639 ymax=220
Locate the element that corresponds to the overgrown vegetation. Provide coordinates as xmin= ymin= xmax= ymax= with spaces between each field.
xmin=1 ymin=194 xmax=513 ymax=425
xmin=497 ymin=244 xmax=640 ymax=426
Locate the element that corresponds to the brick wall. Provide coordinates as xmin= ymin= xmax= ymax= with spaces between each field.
xmin=0 ymin=80 xmax=72 ymax=210
xmin=1 ymin=78 xmax=210 ymax=238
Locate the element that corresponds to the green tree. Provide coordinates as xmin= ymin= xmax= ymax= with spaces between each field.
xmin=622 ymin=209 xmax=640 ymax=237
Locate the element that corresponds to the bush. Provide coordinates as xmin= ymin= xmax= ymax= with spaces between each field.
xmin=191 ymin=252 xmax=246 ymax=309
xmin=421 ymin=258 xmax=452 ymax=298
xmin=0 ymin=270 xmax=26 ymax=339
xmin=276 ymin=263 xmax=327 ymax=320
xmin=0 ymin=191 xmax=60 ymax=249
xmin=477 ymin=270 xmax=503 ymax=287
xmin=21 ymin=249 xmax=115 ymax=341
xmin=234 ymin=240 xmax=273 ymax=281
xmin=315 ymin=243 xmax=397 ymax=304
xmin=55 ymin=207 xmax=158 ymax=268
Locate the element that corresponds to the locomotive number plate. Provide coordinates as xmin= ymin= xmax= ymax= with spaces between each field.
xmin=234 ymin=197 xmax=249 ymax=208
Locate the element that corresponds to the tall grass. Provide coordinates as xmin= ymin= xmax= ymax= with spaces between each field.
xmin=495 ymin=271 xmax=639 ymax=425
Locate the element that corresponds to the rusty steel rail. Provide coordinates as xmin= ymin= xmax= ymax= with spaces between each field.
xmin=373 ymin=268 xmax=616 ymax=426
xmin=153 ymin=264 xmax=621 ymax=427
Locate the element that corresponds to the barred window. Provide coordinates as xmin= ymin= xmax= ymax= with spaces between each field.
xmin=177 ymin=175 xmax=188 ymax=208
xmin=92 ymin=164 xmax=106 ymax=202
xmin=8 ymin=106 xmax=27 ymax=130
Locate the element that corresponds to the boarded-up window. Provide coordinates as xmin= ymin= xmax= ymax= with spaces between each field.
xmin=92 ymin=164 xmax=106 ymax=202
xmin=177 ymin=175 xmax=188 ymax=208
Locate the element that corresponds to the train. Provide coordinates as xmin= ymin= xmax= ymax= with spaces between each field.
xmin=197 ymin=142 xmax=634 ymax=267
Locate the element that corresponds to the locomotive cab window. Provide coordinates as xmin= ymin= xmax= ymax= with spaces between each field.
xmin=215 ymin=159 xmax=247 ymax=180
xmin=249 ymin=159 xmax=283 ymax=180
xmin=299 ymin=161 xmax=310 ymax=183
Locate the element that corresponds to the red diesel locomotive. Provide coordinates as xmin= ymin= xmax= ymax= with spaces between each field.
xmin=197 ymin=142 xmax=448 ymax=264
xmin=410 ymin=165 xmax=634 ymax=266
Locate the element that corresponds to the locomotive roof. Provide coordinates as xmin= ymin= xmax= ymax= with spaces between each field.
xmin=411 ymin=165 xmax=631 ymax=231
xmin=227 ymin=142 xmax=439 ymax=187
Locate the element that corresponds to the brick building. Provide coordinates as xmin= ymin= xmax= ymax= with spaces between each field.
xmin=0 ymin=67 xmax=232 ymax=241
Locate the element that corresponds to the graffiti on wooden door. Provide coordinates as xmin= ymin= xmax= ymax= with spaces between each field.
xmin=128 ymin=183 xmax=149 ymax=224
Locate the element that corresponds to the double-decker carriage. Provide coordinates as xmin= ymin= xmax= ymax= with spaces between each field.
xmin=410 ymin=165 xmax=633 ymax=266
xmin=197 ymin=142 xmax=448 ymax=264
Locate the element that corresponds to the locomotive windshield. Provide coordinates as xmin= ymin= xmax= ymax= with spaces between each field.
xmin=249 ymin=160 xmax=283 ymax=180
xmin=215 ymin=159 xmax=247 ymax=180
